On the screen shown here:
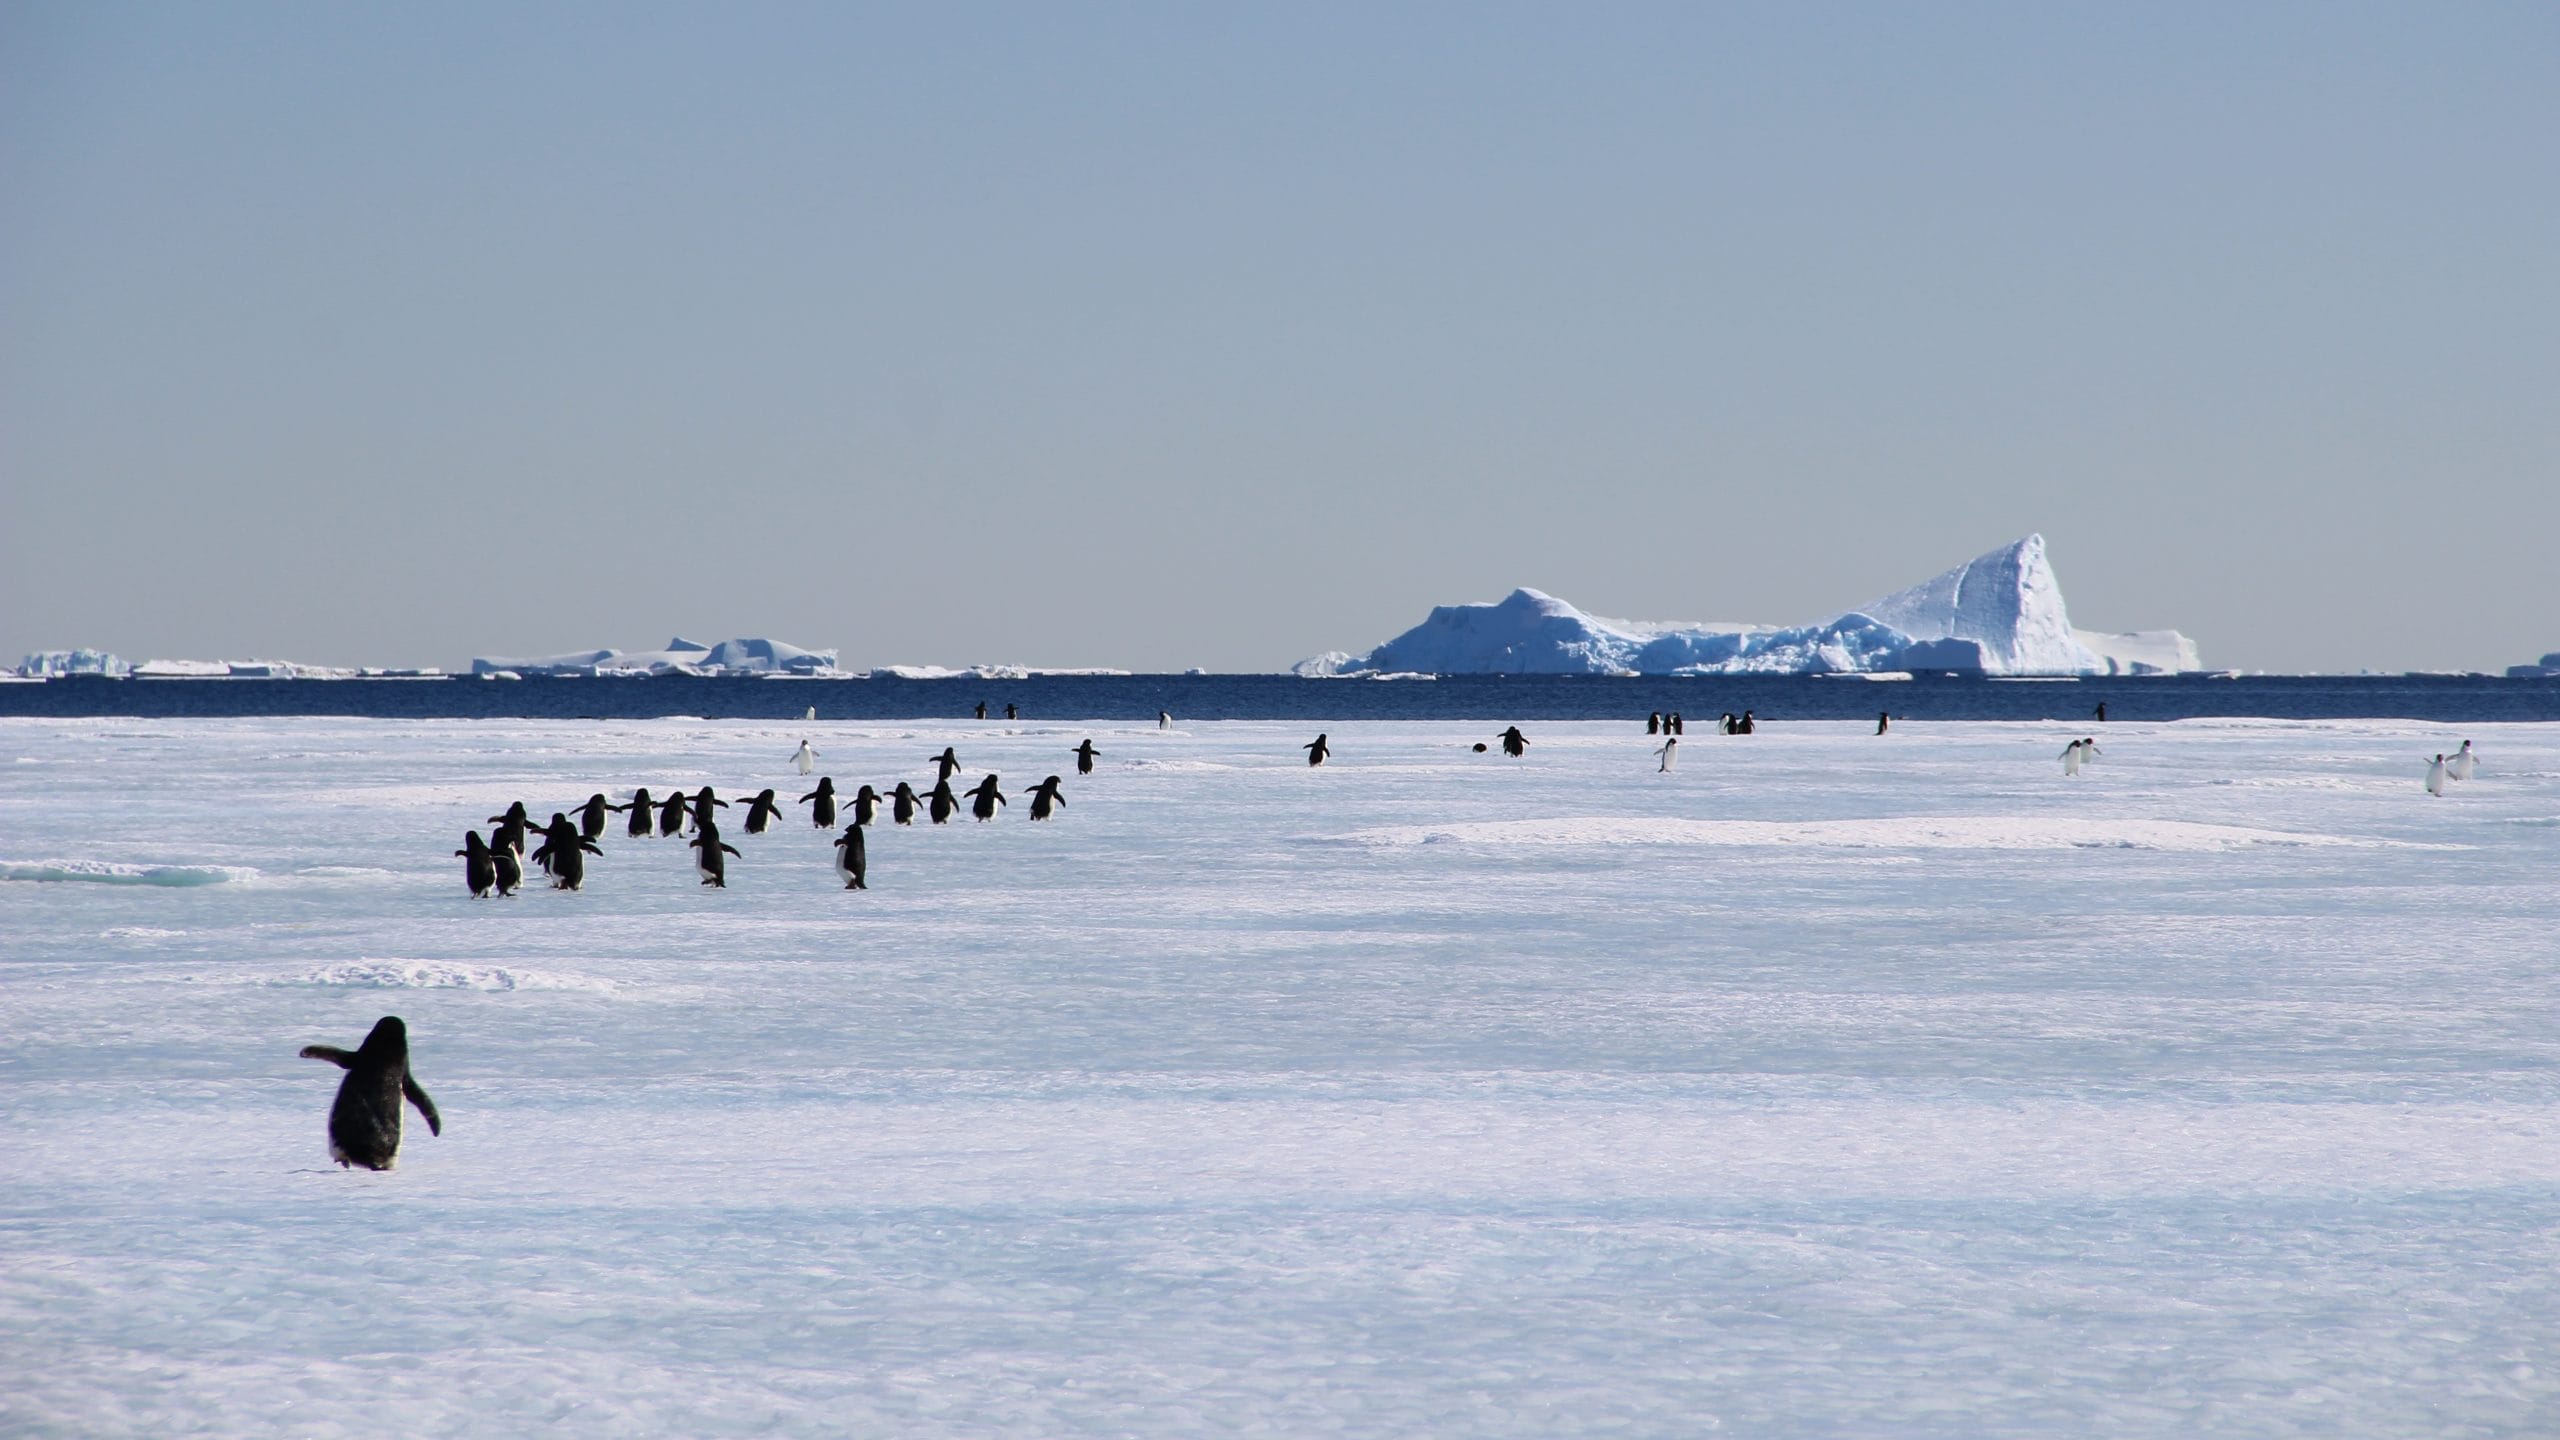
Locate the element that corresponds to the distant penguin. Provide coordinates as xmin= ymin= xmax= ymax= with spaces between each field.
xmin=966 ymin=773 xmax=1007 ymax=821
xmin=926 ymin=778 xmax=958 ymax=824
xmin=620 ymin=788 xmax=656 ymax=839
xmin=1647 ymin=712 xmax=1662 ymax=735
xmin=793 ymin=739 xmax=818 ymax=776
xmin=2079 ymin=737 xmax=2102 ymax=762
xmin=931 ymin=747 xmax=961 ymax=785
xmin=1304 ymin=733 xmax=1330 ymax=767
xmin=2094 ymin=701 xmax=2108 ymax=723
xmin=2449 ymin=740 xmax=2478 ymax=780
xmin=833 ymin=822 xmax=868 ymax=889
xmin=689 ymin=827 xmax=742 ymax=886
xmin=1027 ymin=775 xmax=1066 ymax=821
xmin=1005 ymin=702 xmax=1018 ymax=720
xmin=805 ymin=706 xmax=817 ymax=722
xmin=300 ymin=1016 xmax=440 ymax=1171
xmin=1497 ymin=726 xmax=1529 ymax=758
xmin=851 ymin=784 xmax=883 ymax=827
xmin=1876 ymin=711 xmax=1890 ymax=735
xmin=656 ymin=790 xmax=688 ymax=837
xmin=2061 ymin=739 xmax=2086 ymax=777
xmin=891 ymin=781 xmax=922 ymax=825
xmin=1719 ymin=712 xmax=1736 ymax=735
xmin=492 ymin=841 xmax=523 ymax=897
xmin=1669 ymin=713 xmax=1684 ymax=736
xmin=1737 ymin=710 xmax=1756 ymax=735
xmin=2426 ymin=754 xmax=2449 ymax=797
xmin=974 ymin=701 xmax=988 ymax=720
xmin=688 ymin=786 xmax=729 ymax=833
xmin=1655 ymin=737 xmax=1678 ymax=773
xmin=800 ymin=776 xmax=840 ymax=828
xmin=1159 ymin=710 xmax=1172 ymax=729
xmin=455 ymin=831 xmax=495 ymax=898
xmin=739 ymin=788 xmax=783 ymax=834
xmin=577 ymin=793 xmax=616 ymax=842
xmin=1074 ymin=738 xmax=1099 ymax=775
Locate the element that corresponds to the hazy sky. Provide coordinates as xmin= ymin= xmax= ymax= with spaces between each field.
xmin=4 ymin=3 xmax=2553 ymax=672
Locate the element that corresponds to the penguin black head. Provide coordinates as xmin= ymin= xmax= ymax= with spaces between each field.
xmin=358 ymin=1015 xmax=408 ymax=1057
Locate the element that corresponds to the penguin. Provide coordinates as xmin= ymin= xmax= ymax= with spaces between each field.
xmin=2079 ymin=737 xmax=2102 ymax=762
xmin=488 ymin=813 xmax=530 ymax=873
xmin=2061 ymin=738 xmax=2085 ymax=777
xmin=850 ymin=784 xmax=883 ymax=827
xmin=2094 ymin=701 xmax=2108 ymax=723
xmin=890 ymin=781 xmax=922 ymax=826
xmin=1876 ymin=711 xmax=1890 ymax=736
xmin=492 ymin=840 xmax=523 ymax=897
xmin=1027 ymin=775 xmax=1066 ymax=821
xmin=800 ymin=776 xmax=840 ymax=828
xmin=689 ymin=826 xmax=742 ymax=886
xmin=2449 ymin=740 xmax=2478 ymax=780
xmin=1497 ymin=726 xmax=1529 ymax=758
xmin=532 ymin=821 xmax=601 ymax=891
xmin=656 ymin=790 xmax=689 ymax=837
xmin=931 ymin=747 xmax=961 ymax=785
xmin=1647 ymin=712 xmax=1662 ymax=735
xmin=1004 ymin=702 xmax=1018 ymax=720
xmin=300 ymin=1016 xmax=440 ymax=1171
xmin=974 ymin=701 xmax=988 ymax=720
xmin=577 ymin=793 xmax=616 ymax=842
xmin=966 ymin=773 xmax=1006 ymax=821
xmin=1159 ymin=710 xmax=1172 ymax=729
xmin=455 ymin=831 xmax=495 ymax=898
xmin=793 ymin=739 xmax=818 ymax=776
xmin=1737 ymin=710 xmax=1756 ymax=735
xmin=528 ymin=812 xmax=579 ymax=876
xmin=739 ymin=788 xmax=783 ymax=834
xmin=1719 ymin=713 xmax=1737 ymax=735
xmin=619 ymin=788 xmax=656 ymax=839
xmin=687 ymin=786 xmax=728 ymax=833
xmin=488 ymin=800 xmax=532 ymax=835
xmin=805 ymin=706 xmax=818 ymax=722
xmin=2426 ymin=754 xmax=2449 ymax=797
xmin=833 ymin=822 xmax=868 ymax=890
xmin=1303 ymin=733 xmax=1330 ymax=767
xmin=1669 ymin=713 xmax=1684 ymax=736
xmin=926 ymin=778 xmax=958 ymax=824
xmin=1654 ymin=737 xmax=1678 ymax=773
xmin=1073 ymin=738 xmax=1099 ymax=776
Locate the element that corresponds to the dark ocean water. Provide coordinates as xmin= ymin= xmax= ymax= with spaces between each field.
xmin=5 ymin=674 xmax=2558 ymax=723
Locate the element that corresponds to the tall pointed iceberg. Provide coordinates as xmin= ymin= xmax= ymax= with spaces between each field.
xmin=1857 ymin=534 xmax=2101 ymax=675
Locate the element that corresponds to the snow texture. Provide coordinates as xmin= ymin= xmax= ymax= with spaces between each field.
xmin=1310 ymin=535 xmax=2198 ymax=677
xmin=2 ymin=714 xmax=2555 ymax=1437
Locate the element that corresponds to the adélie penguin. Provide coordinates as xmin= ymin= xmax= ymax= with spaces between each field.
xmin=656 ymin=790 xmax=689 ymax=837
xmin=793 ymin=739 xmax=818 ymax=776
xmin=491 ymin=840 xmax=523 ymax=896
xmin=1655 ymin=737 xmax=1678 ymax=773
xmin=299 ymin=1016 xmax=440 ymax=1171
xmin=2061 ymin=739 xmax=2086 ymax=777
xmin=577 ymin=793 xmax=616 ymax=842
xmin=455 ymin=831 xmax=496 ymax=898
xmin=833 ymin=822 xmax=868 ymax=890
xmin=739 ymin=788 xmax=783 ymax=834
xmin=850 ymin=784 xmax=883 ymax=827
xmin=1497 ymin=726 xmax=1529 ymax=758
xmin=800 ymin=776 xmax=840 ymax=828
xmin=1303 ymin=733 xmax=1331 ymax=767
xmin=932 ymin=747 xmax=961 ymax=785
xmin=966 ymin=773 xmax=1006 ymax=821
xmin=1073 ymin=739 xmax=1099 ymax=775
xmin=926 ymin=778 xmax=958 ymax=824
xmin=1027 ymin=775 xmax=1066 ymax=820
xmin=687 ymin=787 xmax=728 ymax=833
xmin=689 ymin=823 xmax=743 ymax=886
xmin=890 ymin=782 xmax=922 ymax=825
xmin=2426 ymin=754 xmax=2450 ymax=797
xmin=618 ymin=788 xmax=656 ymax=839
xmin=2449 ymin=740 xmax=2478 ymax=780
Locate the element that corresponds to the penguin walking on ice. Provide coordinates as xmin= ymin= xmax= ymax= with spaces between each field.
xmin=656 ymin=790 xmax=689 ymax=837
xmin=793 ymin=739 xmax=819 ymax=776
xmin=833 ymin=822 xmax=868 ymax=890
xmin=1159 ymin=710 xmax=1172 ymax=730
xmin=300 ymin=1016 xmax=440 ymax=1171
xmin=1737 ymin=710 xmax=1756 ymax=735
xmin=1876 ymin=711 xmax=1890 ymax=735
xmin=687 ymin=787 xmax=729 ymax=834
xmin=577 ymin=794 xmax=617 ymax=843
xmin=2449 ymin=740 xmax=2478 ymax=780
xmin=801 ymin=776 xmax=842 ymax=828
xmin=527 ymin=813 xmax=576 ymax=876
xmin=926 ymin=778 xmax=959 ymax=824
xmin=689 ymin=821 xmax=743 ymax=886
xmin=1027 ymin=775 xmax=1066 ymax=820
xmin=851 ymin=784 xmax=883 ymax=827
xmin=1669 ymin=713 xmax=1684 ymax=735
xmin=2426 ymin=754 xmax=2450 ymax=797
xmin=2094 ymin=701 xmax=2108 ymax=723
xmin=617 ymin=788 xmax=656 ymax=839
xmin=1496 ymin=726 xmax=1529 ymax=758
xmin=805 ymin=706 xmax=818 ymax=722
xmin=491 ymin=838 xmax=524 ymax=896
xmin=890 ymin=781 xmax=923 ymax=825
xmin=1005 ymin=702 xmax=1018 ymax=720
xmin=1655 ymin=737 xmax=1678 ymax=773
xmin=931 ymin=748 xmax=962 ymax=786
xmin=2079 ymin=737 xmax=2102 ymax=763
xmin=1303 ymin=733 xmax=1331 ymax=767
xmin=488 ymin=812 xmax=530 ymax=874
xmin=2061 ymin=739 xmax=2086 ymax=777
xmin=974 ymin=701 xmax=987 ymax=720
xmin=456 ymin=831 xmax=496 ymax=898
xmin=966 ymin=773 xmax=1007 ymax=821
xmin=1074 ymin=739 xmax=1099 ymax=776
xmin=530 ymin=815 xmax=601 ymax=891
xmin=1647 ymin=712 xmax=1662 ymax=735
xmin=739 ymin=788 xmax=783 ymax=834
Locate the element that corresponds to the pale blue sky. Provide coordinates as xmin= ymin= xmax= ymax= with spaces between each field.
xmin=4 ymin=3 xmax=2553 ymax=671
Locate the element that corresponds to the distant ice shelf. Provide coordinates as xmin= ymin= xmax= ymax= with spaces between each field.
xmin=1299 ymin=535 xmax=2200 ymax=678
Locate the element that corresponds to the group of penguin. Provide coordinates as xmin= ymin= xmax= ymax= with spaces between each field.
xmin=452 ymin=735 xmax=1099 ymax=898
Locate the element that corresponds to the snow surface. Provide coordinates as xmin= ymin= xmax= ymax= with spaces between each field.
xmin=4 ymin=715 xmax=2557 ymax=1437
xmin=1310 ymin=535 xmax=2199 ymax=677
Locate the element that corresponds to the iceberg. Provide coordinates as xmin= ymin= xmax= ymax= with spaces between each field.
xmin=2505 ymin=651 xmax=2560 ymax=680
xmin=470 ymin=637 xmax=841 ymax=677
xmin=16 ymin=649 xmax=130 ymax=678
xmin=1305 ymin=535 xmax=2196 ymax=677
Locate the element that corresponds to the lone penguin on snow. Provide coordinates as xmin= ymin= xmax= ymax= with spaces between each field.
xmin=793 ymin=739 xmax=819 ymax=776
xmin=1876 ymin=711 xmax=1890 ymax=735
xmin=299 ymin=1016 xmax=440 ymax=1171
xmin=1655 ymin=737 xmax=1678 ymax=773
xmin=1027 ymin=775 xmax=1066 ymax=820
xmin=1159 ymin=710 xmax=1172 ymax=730
xmin=932 ymin=747 xmax=962 ymax=785
xmin=833 ymin=822 xmax=868 ymax=890
xmin=1303 ymin=733 xmax=1331 ymax=767
xmin=1497 ymin=726 xmax=1529 ymax=758
xmin=1073 ymin=738 xmax=1100 ymax=776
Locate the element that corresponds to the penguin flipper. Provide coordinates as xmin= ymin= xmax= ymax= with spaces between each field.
xmin=722 ymin=843 xmax=742 ymax=857
xmin=300 ymin=1045 xmax=357 ymax=1068
xmin=404 ymin=1075 xmax=442 ymax=1135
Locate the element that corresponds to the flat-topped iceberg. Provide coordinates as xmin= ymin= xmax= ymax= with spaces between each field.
xmin=1302 ymin=535 xmax=2196 ymax=677
xmin=470 ymin=637 xmax=841 ymax=677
